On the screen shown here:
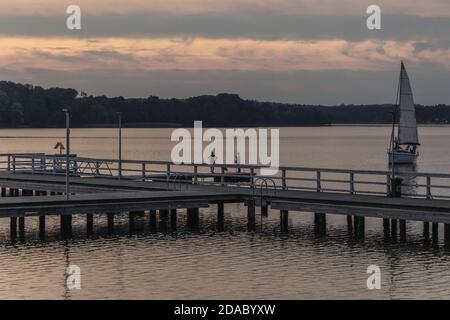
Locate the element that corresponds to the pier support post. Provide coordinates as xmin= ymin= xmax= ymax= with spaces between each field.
xmin=347 ymin=215 xmax=353 ymax=227
xmin=261 ymin=205 xmax=268 ymax=217
xmin=217 ymin=203 xmax=225 ymax=231
xmin=129 ymin=212 xmax=137 ymax=233
xmin=187 ymin=208 xmax=200 ymax=227
xmin=353 ymin=216 xmax=359 ymax=235
xmin=432 ymin=222 xmax=439 ymax=244
xmin=10 ymin=217 xmax=17 ymax=239
xmin=9 ymin=188 xmax=15 ymax=197
xmin=18 ymin=216 xmax=25 ymax=237
xmin=383 ymin=218 xmax=390 ymax=238
xmin=399 ymin=220 xmax=407 ymax=242
xmin=158 ymin=210 xmax=168 ymax=231
xmin=39 ymin=215 xmax=46 ymax=239
xmin=314 ymin=213 xmax=326 ymax=235
xmin=358 ymin=216 xmax=365 ymax=237
xmin=149 ymin=210 xmax=157 ymax=229
xmin=280 ymin=210 xmax=289 ymax=233
xmin=1 ymin=187 xmax=6 ymax=197
xmin=159 ymin=209 xmax=169 ymax=227
xmin=86 ymin=213 xmax=94 ymax=235
xmin=423 ymin=222 xmax=430 ymax=239
xmin=170 ymin=209 xmax=177 ymax=230
xmin=60 ymin=214 xmax=72 ymax=236
xmin=136 ymin=211 xmax=145 ymax=217
xmin=247 ymin=202 xmax=256 ymax=231
xmin=159 ymin=210 xmax=169 ymax=220
xmin=352 ymin=216 xmax=364 ymax=238
xmin=391 ymin=219 xmax=398 ymax=239
xmin=432 ymin=222 xmax=438 ymax=235
xmin=107 ymin=213 xmax=114 ymax=233
xmin=444 ymin=224 xmax=450 ymax=248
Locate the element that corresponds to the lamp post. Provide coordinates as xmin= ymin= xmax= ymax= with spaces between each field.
xmin=62 ymin=108 xmax=70 ymax=200
xmin=117 ymin=112 xmax=122 ymax=179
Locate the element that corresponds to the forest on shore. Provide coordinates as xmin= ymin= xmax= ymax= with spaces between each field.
xmin=1 ymin=81 xmax=449 ymax=128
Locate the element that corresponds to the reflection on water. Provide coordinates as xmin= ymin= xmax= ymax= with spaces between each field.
xmin=395 ymin=164 xmax=419 ymax=197
xmin=1 ymin=127 xmax=450 ymax=299
xmin=0 ymin=206 xmax=449 ymax=300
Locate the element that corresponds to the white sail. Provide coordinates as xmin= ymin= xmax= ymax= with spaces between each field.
xmin=397 ymin=62 xmax=419 ymax=145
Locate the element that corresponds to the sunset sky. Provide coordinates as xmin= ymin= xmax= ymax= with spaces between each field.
xmin=0 ymin=0 xmax=449 ymax=104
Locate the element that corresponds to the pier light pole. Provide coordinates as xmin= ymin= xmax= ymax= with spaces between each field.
xmin=62 ymin=108 xmax=70 ymax=200
xmin=117 ymin=112 xmax=122 ymax=180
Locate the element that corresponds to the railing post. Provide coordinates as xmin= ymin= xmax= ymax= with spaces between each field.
xmin=95 ymin=161 xmax=100 ymax=176
xmin=73 ymin=160 xmax=78 ymax=175
xmin=193 ymin=165 xmax=198 ymax=184
xmin=426 ymin=176 xmax=431 ymax=199
xmin=386 ymin=174 xmax=391 ymax=195
xmin=12 ymin=156 xmax=16 ymax=173
xmin=31 ymin=157 xmax=35 ymax=174
xmin=349 ymin=172 xmax=355 ymax=194
xmin=250 ymin=168 xmax=255 ymax=189
xmin=166 ymin=164 xmax=171 ymax=181
xmin=316 ymin=171 xmax=321 ymax=192
xmin=40 ymin=156 xmax=45 ymax=174
xmin=142 ymin=163 xmax=146 ymax=179
xmin=7 ymin=155 xmax=11 ymax=171
xmin=282 ymin=169 xmax=287 ymax=190
xmin=220 ymin=167 xmax=225 ymax=186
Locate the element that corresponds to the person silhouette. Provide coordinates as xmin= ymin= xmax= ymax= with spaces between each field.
xmin=235 ymin=153 xmax=241 ymax=173
xmin=208 ymin=150 xmax=217 ymax=173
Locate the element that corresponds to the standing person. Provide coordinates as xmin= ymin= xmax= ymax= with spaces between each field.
xmin=208 ymin=150 xmax=217 ymax=173
xmin=235 ymin=153 xmax=241 ymax=173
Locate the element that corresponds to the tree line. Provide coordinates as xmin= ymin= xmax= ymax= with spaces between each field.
xmin=0 ymin=81 xmax=449 ymax=128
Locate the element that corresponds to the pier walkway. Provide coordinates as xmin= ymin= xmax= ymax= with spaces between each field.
xmin=0 ymin=153 xmax=449 ymax=244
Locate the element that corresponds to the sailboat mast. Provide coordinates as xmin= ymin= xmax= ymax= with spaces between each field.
xmin=394 ymin=65 xmax=401 ymax=138
xmin=390 ymin=63 xmax=402 ymax=177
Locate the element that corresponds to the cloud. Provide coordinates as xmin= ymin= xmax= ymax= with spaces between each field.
xmin=2 ymin=0 xmax=450 ymax=17
xmin=1 ymin=12 xmax=449 ymax=49
xmin=1 ymin=1 xmax=449 ymax=104
xmin=1 ymin=37 xmax=449 ymax=72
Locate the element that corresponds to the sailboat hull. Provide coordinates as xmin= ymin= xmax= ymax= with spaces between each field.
xmin=388 ymin=150 xmax=418 ymax=164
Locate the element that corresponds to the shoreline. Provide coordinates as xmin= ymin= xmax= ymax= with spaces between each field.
xmin=0 ymin=123 xmax=449 ymax=130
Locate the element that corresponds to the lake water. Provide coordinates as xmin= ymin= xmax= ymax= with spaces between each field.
xmin=0 ymin=126 xmax=449 ymax=299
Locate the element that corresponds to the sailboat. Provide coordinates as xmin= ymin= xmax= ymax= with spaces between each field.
xmin=388 ymin=61 xmax=420 ymax=164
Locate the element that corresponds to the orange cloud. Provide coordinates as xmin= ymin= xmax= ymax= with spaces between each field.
xmin=0 ymin=37 xmax=449 ymax=72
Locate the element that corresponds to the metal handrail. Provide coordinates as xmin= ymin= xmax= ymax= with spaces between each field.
xmin=3 ymin=152 xmax=450 ymax=200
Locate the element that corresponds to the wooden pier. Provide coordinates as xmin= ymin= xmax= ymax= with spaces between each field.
xmin=1 ymin=153 xmax=450 ymax=246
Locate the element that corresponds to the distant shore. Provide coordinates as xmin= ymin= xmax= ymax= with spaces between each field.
xmin=1 ymin=123 xmax=450 ymax=130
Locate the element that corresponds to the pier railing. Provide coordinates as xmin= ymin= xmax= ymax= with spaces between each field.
xmin=1 ymin=153 xmax=450 ymax=200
